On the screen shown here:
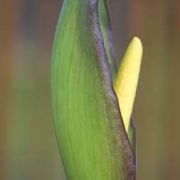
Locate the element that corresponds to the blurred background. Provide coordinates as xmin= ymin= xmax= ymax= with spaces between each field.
xmin=0 ymin=0 xmax=179 ymax=179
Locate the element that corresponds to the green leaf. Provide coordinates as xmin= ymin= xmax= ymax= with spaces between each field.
xmin=51 ymin=0 xmax=134 ymax=180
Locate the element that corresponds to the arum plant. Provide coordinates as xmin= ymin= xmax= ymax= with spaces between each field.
xmin=51 ymin=0 xmax=143 ymax=180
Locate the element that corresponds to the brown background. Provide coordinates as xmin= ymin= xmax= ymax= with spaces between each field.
xmin=0 ymin=0 xmax=180 ymax=179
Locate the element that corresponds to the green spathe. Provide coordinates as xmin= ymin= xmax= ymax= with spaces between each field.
xmin=51 ymin=0 xmax=136 ymax=180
